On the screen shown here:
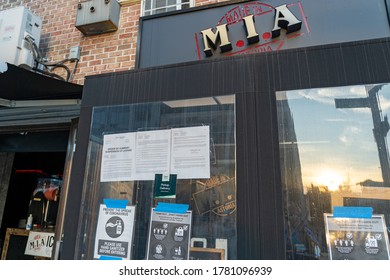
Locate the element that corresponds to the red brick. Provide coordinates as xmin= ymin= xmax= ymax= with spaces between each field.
xmin=0 ymin=0 xmax=228 ymax=84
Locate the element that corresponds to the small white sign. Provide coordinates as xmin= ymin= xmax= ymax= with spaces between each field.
xmin=171 ymin=126 xmax=210 ymax=179
xmin=94 ymin=204 xmax=136 ymax=260
xmin=101 ymin=132 xmax=136 ymax=182
xmin=24 ymin=231 xmax=55 ymax=258
xmin=135 ymin=129 xmax=172 ymax=180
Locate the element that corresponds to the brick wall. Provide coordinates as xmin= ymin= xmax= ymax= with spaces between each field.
xmin=0 ymin=0 xmax=229 ymax=85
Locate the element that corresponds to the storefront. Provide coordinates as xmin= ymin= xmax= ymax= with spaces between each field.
xmin=0 ymin=62 xmax=82 ymax=259
xmin=58 ymin=0 xmax=390 ymax=260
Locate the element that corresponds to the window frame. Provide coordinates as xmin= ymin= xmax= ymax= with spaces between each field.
xmin=141 ymin=0 xmax=194 ymax=16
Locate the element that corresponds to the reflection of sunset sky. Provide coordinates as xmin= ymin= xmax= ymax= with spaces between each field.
xmin=284 ymin=84 xmax=390 ymax=188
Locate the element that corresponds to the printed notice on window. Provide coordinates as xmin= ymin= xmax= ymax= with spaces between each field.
xmin=134 ymin=129 xmax=171 ymax=180
xmin=171 ymin=126 xmax=210 ymax=179
xmin=101 ymin=132 xmax=136 ymax=182
xmin=324 ymin=214 xmax=390 ymax=260
xmin=100 ymin=126 xmax=210 ymax=182
xmin=146 ymin=209 xmax=192 ymax=260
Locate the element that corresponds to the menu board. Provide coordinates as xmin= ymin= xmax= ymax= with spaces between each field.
xmin=324 ymin=214 xmax=390 ymax=260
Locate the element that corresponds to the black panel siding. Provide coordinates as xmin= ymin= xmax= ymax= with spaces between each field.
xmin=61 ymin=107 xmax=93 ymax=259
xmin=236 ymin=92 xmax=284 ymax=259
xmin=63 ymin=38 xmax=390 ymax=260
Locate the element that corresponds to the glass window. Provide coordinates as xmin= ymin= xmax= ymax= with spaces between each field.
xmin=77 ymin=96 xmax=236 ymax=260
xmin=277 ymin=84 xmax=390 ymax=260
xmin=141 ymin=0 xmax=193 ymax=16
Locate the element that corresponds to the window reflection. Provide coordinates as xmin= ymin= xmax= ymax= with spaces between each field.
xmin=277 ymin=84 xmax=390 ymax=259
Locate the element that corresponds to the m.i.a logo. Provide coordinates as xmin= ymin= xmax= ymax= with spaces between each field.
xmin=196 ymin=2 xmax=309 ymax=58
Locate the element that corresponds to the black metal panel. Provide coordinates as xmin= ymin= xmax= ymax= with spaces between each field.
xmin=63 ymin=37 xmax=390 ymax=260
xmin=85 ymin=39 xmax=390 ymax=108
xmin=236 ymin=92 xmax=284 ymax=259
xmin=365 ymin=41 xmax=390 ymax=81
xmin=61 ymin=107 xmax=92 ymax=259
xmin=83 ymin=57 xmax=260 ymax=106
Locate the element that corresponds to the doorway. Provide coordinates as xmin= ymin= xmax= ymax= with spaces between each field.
xmin=0 ymin=152 xmax=66 ymax=258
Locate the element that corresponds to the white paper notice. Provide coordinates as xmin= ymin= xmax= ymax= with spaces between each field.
xmin=101 ymin=132 xmax=136 ymax=182
xmin=134 ymin=129 xmax=171 ymax=180
xmin=171 ymin=126 xmax=210 ymax=179
xmin=100 ymin=127 xmax=211 ymax=182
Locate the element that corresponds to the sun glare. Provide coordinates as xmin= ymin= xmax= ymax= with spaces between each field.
xmin=315 ymin=169 xmax=343 ymax=191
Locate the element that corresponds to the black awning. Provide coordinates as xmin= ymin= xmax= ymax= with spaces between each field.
xmin=0 ymin=62 xmax=83 ymax=100
xmin=0 ymin=62 xmax=83 ymax=132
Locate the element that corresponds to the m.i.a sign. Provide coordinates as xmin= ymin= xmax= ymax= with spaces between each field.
xmin=198 ymin=2 xmax=306 ymax=57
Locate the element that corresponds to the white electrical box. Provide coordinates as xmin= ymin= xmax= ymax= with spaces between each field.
xmin=0 ymin=6 xmax=42 ymax=68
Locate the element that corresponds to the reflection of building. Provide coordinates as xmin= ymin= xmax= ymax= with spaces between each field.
xmin=332 ymin=85 xmax=390 ymax=236
xmin=278 ymin=93 xmax=334 ymax=259
xmin=335 ymin=86 xmax=390 ymax=187
xmin=276 ymin=92 xmax=309 ymax=259
xmin=306 ymin=185 xmax=332 ymax=254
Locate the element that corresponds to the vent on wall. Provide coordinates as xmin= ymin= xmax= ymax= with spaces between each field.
xmin=75 ymin=0 xmax=120 ymax=36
